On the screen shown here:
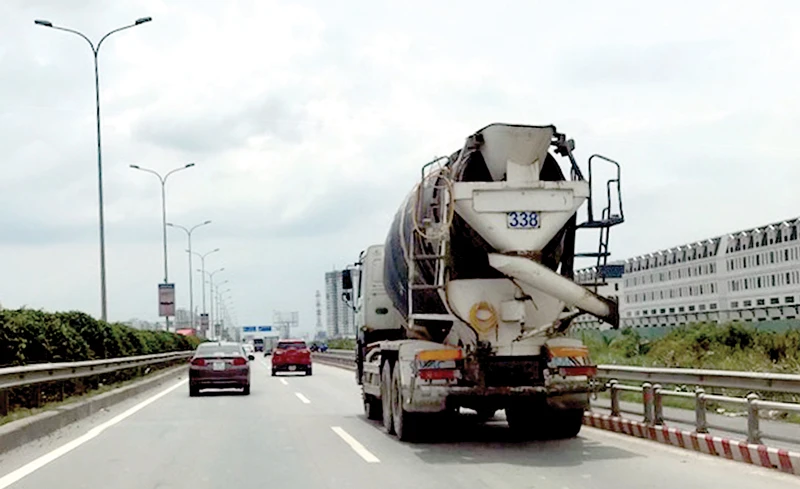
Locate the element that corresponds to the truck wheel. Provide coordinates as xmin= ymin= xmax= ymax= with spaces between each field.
xmin=546 ymin=408 xmax=584 ymax=439
xmin=392 ymin=366 xmax=418 ymax=442
xmin=381 ymin=361 xmax=395 ymax=434
xmin=505 ymin=402 xmax=543 ymax=439
xmin=364 ymin=393 xmax=382 ymax=420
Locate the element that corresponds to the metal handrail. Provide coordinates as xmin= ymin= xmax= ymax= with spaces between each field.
xmin=0 ymin=350 xmax=193 ymax=416
xmin=0 ymin=351 xmax=192 ymax=390
xmin=597 ymin=365 xmax=800 ymax=394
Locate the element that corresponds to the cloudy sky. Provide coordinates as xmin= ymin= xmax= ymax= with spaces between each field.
xmin=1 ymin=0 xmax=798 ymax=335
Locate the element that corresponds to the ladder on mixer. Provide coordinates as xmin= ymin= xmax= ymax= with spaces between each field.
xmin=574 ymin=154 xmax=625 ymax=289
xmin=407 ymin=160 xmax=458 ymax=329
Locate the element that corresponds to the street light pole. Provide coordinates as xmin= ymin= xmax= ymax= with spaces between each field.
xmin=167 ymin=221 xmax=211 ymax=330
xmin=201 ymin=268 xmax=225 ymax=339
xmin=35 ymin=17 xmax=153 ymax=322
xmin=213 ymin=281 xmax=229 ymax=338
xmin=191 ymin=248 xmax=219 ymax=337
xmin=130 ymin=163 xmax=195 ymax=331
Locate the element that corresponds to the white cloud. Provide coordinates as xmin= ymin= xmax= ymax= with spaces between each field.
xmin=1 ymin=0 xmax=799 ymax=336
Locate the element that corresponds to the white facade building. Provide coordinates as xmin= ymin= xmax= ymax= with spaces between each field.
xmin=324 ymin=270 xmax=356 ymax=338
xmin=574 ymin=217 xmax=800 ymax=330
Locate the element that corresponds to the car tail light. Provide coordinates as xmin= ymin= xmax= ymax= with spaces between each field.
xmin=191 ymin=358 xmax=206 ymax=367
xmin=232 ymin=357 xmax=247 ymax=366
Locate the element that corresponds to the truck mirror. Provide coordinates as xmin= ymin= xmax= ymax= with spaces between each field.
xmin=342 ymin=269 xmax=353 ymax=290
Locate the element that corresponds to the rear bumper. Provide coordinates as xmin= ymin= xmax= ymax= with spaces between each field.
xmin=190 ymin=370 xmax=250 ymax=388
xmin=407 ymin=381 xmax=592 ymax=412
xmin=272 ymin=363 xmax=311 ymax=371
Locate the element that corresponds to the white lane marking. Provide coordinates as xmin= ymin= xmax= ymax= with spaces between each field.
xmin=295 ymin=392 xmax=311 ymax=404
xmin=0 ymin=380 xmax=186 ymax=489
xmin=279 ymin=378 xmax=289 ymax=386
xmin=331 ymin=426 xmax=380 ymax=463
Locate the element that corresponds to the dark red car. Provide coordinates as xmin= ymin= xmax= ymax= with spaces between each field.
xmin=189 ymin=342 xmax=254 ymax=396
xmin=271 ymin=340 xmax=312 ymax=376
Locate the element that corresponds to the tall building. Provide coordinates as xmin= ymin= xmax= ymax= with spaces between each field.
xmin=325 ymin=270 xmax=355 ymax=338
xmin=573 ymin=217 xmax=800 ymax=331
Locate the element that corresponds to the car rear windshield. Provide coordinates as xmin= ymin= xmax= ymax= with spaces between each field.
xmin=196 ymin=344 xmax=242 ymax=356
xmin=277 ymin=342 xmax=306 ymax=350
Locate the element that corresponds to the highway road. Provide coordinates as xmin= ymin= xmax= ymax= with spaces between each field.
xmin=0 ymin=361 xmax=798 ymax=489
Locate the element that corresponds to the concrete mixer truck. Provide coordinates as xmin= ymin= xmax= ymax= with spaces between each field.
xmin=341 ymin=123 xmax=624 ymax=441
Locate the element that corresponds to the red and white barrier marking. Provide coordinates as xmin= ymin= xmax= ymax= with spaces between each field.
xmin=583 ymin=412 xmax=800 ymax=475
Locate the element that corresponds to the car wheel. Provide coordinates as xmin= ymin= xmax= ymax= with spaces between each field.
xmin=272 ymin=369 xmax=277 ymax=377
xmin=306 ymin=367 xmax=313 ymax=376
xmin=189 ymin=386 xmax=199 ymax=397
xmin=242 ymin=384 xmax=251 ymax=395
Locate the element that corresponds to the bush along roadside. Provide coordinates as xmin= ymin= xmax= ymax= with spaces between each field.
xmin=0 ymin=308 xmax=203 ymax=420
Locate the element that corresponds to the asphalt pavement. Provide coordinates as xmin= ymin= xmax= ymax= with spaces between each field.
xmin=0 ymin=360 xmax=798 ymax=489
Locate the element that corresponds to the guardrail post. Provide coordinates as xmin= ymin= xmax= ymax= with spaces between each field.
xmin=32 ymin=385 xmax=42 ymax=408
xmin=746 ymin=393 xmax=762 ymax=445
xmin=0 ymin=389 xmax=8 ymax=416
xmin=653 ymin=383 xmax=664 ymax=425
xmin=608 ymin=380 xmax=620 ymax=417
xmin=695 ymin=388 xmax=708 ymax=433
xmin=642 ymin=382 xmax=654 ymax=425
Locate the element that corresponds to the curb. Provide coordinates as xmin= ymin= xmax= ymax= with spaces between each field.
xmin=583 ymin=412 xmax=800 ymax=476
xmin=0 ymin=365 xmax=187 ymax=455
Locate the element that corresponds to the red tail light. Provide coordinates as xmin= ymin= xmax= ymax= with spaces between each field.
xmin=558 ymin=366 xmax=597 ymax=377
xmin=418 ymin=369 xmax=456 ymax=380
xmin=191 ymin=358 xmax=206 ymax=367
xmin=232 ymin=357 xmax=247 ymax=366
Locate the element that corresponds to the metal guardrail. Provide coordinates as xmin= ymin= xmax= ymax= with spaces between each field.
xmin=0 ymin=351 xmax=193 ymax=416
xmin=314 ymin=349 xmax=800 ymax=444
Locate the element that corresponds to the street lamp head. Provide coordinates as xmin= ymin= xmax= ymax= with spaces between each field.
xmin=135 ymin=17 xmax=153 ymax=25
xmin=129 ymin=164 xmax=140 ymax=169
xmin=166 ymin=223 xmax=175 ymax=228
xmin=34 ymin=19 xmax=53 ymax=27
xmin=185 ymin=163 xmax=196 ymax=169
xmin=213 ymin=248 xmax=220 ymax=253
xmin=203 ymin=220 xmax=212 ymax=225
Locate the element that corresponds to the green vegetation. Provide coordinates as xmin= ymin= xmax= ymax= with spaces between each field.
xmin=0 ymin=308 xmax=202 ymax=418
xmin=327 ymin=338 xmax=357 ymax=350
xmin=582 ymin=322 xmax=800 ymax=373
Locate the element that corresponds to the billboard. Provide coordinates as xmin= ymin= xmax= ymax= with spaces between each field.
xmin=242 ymin=326 xmax=256 ymax=332
xmin=158 ymin=283 xmax=175 ymax=317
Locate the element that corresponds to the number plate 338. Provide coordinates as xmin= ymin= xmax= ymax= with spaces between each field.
xmin=506 ymin=211 xmax=540 ymax=229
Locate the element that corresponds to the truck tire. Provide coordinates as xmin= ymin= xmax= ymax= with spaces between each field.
xmin=364 ymin=393 xmax=382 ymax=420
xmin=505 ymin=401 xmax=544 ymax=439
xmin=545 ymin=408 xmax=584 ymax=439
xmin=391 ymin=366 xmax=418 ymax=442
xmin=381 ymin=361 xmax=395 ymax=434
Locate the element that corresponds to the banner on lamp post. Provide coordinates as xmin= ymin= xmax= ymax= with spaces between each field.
xmin=158 ymin=283 xmax=175 ymax=317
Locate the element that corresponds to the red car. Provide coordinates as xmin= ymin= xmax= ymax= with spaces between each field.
xmin=271 ymin=340 xmax=312 ymax=376
xmin=189 ymin=341 xmax=253 ymax=396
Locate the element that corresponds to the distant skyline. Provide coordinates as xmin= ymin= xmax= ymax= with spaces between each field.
xmin=1 ymin=1 xmax=798 ymax=339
